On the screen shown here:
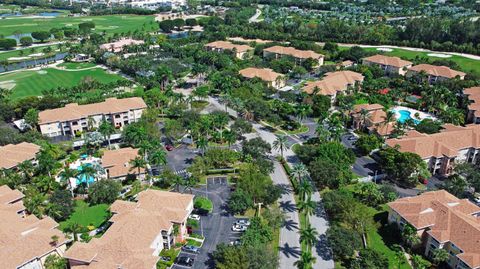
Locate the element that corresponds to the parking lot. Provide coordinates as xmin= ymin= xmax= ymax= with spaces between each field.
xmin=172 ymin=177 xmax=247 ymax=269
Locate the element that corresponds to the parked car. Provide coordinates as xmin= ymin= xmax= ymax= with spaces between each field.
xmin=159 ymin=256 xmax=171 ymax=262
xmin=235 ymin=219 xmax=250 ymax=226
xmin=165 ymin=144 xmax=174 ymax=151
xmin=182 ymin=245 xmax=200 ymax=254
xmin=176 ymin=256 xmax=194 ymax=267
xmin=189 ymin=214 xmax=200 ymax=221
xmin=231 ymin=224 xmax=248 ymax=232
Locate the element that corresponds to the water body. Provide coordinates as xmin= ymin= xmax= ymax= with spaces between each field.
xmin=0 ymin=12 xmax=60 ymax=17
xmin=0 ymin=52 xmax=68 ymax=73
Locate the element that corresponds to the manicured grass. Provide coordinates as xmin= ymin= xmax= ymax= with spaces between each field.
xmin=0 ymin=65 xmax=124 ymax=99
xmin=0 ymin=14 xmax=158 ymax=37
xmin=59 ymin=200 xmax=110 ymax=231
xmin=57 ymin=62 xmax=97 ymax=69
xmin=360 ymin=47 xmax=480 ymax=75
xmin=0 ymin=44 xmax=59 ymax=62
xmin=157 ymin=248 xmax=180 ymax=269
xmin=186 ymin=239 xmax=202 ymax=247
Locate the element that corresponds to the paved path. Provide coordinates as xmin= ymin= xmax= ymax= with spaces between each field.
xmin=248 ymin=8 xmax=262 ymax=23
xmin=208 ymin=96 xmax=334 ymax=268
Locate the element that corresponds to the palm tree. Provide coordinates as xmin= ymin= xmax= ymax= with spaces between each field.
xmin=382 ymin=110 xmax=396 ymax=127
xmin=130 ymin=157 xmax=147 ymax=179
xmin=197 ymin=136 xmax=208 ymax=156
xmin=98 ymin=119 xmax=115 ymax=149
xmin=291 ymin=163 xmax=309 ymax=185
xmin=432 ymin=248 xmax=449 ymax=266
xmin=86 ymin=116 xmax=96 ymax=131
xmin=59 ymin=166 xmax=78 ymax=195
xmin=299 ymin=224 xmax=319 ymax=251
xmin=17 ymin=160 xmax=34 ymax=182
xmin=37 ymin=150 xmax=56 ymax=178
xmin=273 ymin=135 xmax=288 ymax=159
xmin=223 ymin=130 xmax=236 ymax=148
xmin=78 ymin=165 xmax=97 ymax=186
xmin=183 ymin=176 xmax=198 ymax=194
xmin=296 ymin=104 xmax=312 ymax=124
xmin=149 ymin=149 xmax=167 ymax=167
xmin=297 ymin=197 xmax=316 ymax=217
xmin=298 ymin=179 xmax=313 ymax=201
xmin=65 ymin=222 xmax=83 ymax=242
xmin=172 ymin=175 xmax=184 ymax=192
xmin=294 ymin=250 xmax=316 ymax=269
xmin=359 ymin=108 xmax=369 ymax=129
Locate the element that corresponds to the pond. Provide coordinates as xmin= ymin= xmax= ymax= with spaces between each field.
xmin=0 ymin=52 xmax=68 ymax=73
xmin=0 ymin=11 xmax=61 ymax=17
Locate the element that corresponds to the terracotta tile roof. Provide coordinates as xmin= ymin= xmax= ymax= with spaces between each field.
xmin=39 ymin=97 xmax=147 ymax=124
xmin=352 ymin=103 xmax=385 ymax=114
xmin=465 ymin=87 xmax=480 ymax=118
xmin=408 ymin=64 xmax=466 ymax=79
xmin=363 ymin=54 xmax=413 ymax=68
xmin=0 ymin=142 xmax=40 ymax=169
xmin=302 ymin=71 xmax=364 ymax=96
xmin=204 ymin=41 xmax=253 ymax=53
xmin=0 ymin=186 xmax=69 ymax=269
xmin=389 ymin=190 xmax=480 ymax=268
xmin=239 ymin=67 xmax=284 ymax=82
xmin=386 ymin=124 xmax=480 ymax=159
xmin=101 ymin=147 xmax=143 ymax=178
xmin=352 ymin=103 xmax=395 ymax=136
xmin=263 ymin=45 xmax=324 ymax=60
xmin=99 ymin=38 xmax=145 ymax=52
xmin=65 ymin=190 xmax=194 ymax=269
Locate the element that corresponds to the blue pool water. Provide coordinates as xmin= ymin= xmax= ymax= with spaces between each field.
xmin=397 ymin=110 xmax=420 ymax=124
xmin=76 ymin=163 xmax=96 ymax=185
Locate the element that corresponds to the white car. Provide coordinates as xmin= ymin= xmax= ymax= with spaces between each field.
xmin=231 ymin=224 xmax=248 ymax=232
xmin=189 ymin=214 xmax=200 ymax=221
xmin=235 ymin=219 xmax=250 ymax=226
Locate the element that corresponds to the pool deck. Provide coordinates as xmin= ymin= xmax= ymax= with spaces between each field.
xmin=391 ymin=106 xmax=436 ymax=123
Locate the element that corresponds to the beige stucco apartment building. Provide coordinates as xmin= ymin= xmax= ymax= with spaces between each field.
xmin=0 ymin=142 xmax=40 ymax=170
xmin=38 ymin=97 xmax=147 ymax=138
xmin=204 ymin=41 xmax=253 ymax=59
xmin=101 ymin=147 xmax=145 ymax=179
xmin=350 ymin=103 xmax=395 ymax=137
xmin=362 ymin=54 xmax=413 ymax=76
xmin=302 ymin=70 xmax=364 ymax=102
xmin=406 ymin=64 xmax=466 ymax=83
xmin=239 ymin=67 xmax=286 ymax=89
xmin=386 ymin=124 xmax=480 ymax=176
xmin=263 ymin=45 xmax=324 ymax=67
xmin=65 ymin=190 xmax=194 ymax=269
xmin=99 ymin=38 xmax=145 ymax=53
xmin=0 ymin=185 xmax=70 ymax=269
xmin=388 ymin=190 xmax=480 ymax=269
xmin=464 ymin=87 xmax=480 ymax=124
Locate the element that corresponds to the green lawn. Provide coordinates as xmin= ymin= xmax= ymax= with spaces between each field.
xmin=57 ymin=62 xmax=97 ymax=69
xmin=0 ymin=65 xmax=124 ymax=99
xmin=0 ymin=14 xmax=158 ymax=37
xmin=0 ymin=45 xmax=60 ymax=62
xmin=194 ymin=196 xmax=213 ymax=212
xmin=359 ymin=47 xmax=480 ymax=75
xmin=59 ymin=200 xmax=110 ymax=231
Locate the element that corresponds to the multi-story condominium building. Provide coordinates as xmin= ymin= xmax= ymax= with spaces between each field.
xmin=0 ymin=185 xmax=70 ymax=269
xmin=362 ymin=54 xmax=413 ymax=76
xmin=101 ymin=147 xmax=144 ymax=179
xmin=0 ymin=142 xmax=40 ymax=170
xmin=38 ymin=97 xmax=147 ymax=138
xmin=302 ymin=71 xmax=364 ymax=102
xmin=464 ymin=87 xmax=480 ymax=124
xmin=407 ymin=64 xmax=466 ymax=83
xmin=350 ymin=103 xmax=395 ymax=137
xmin=386 ymin=124 xmax=480 ymax=176
xmin=204 ymin=41 xmax=253 ymax=59
xmin=99 ymin=38 xmax=145 ymax=53
xmin=102 ymin=0 xmax=186 ymax=10
xmin=388 ymin=190 xmax=480 ymax=269
xmin=65 ymin=190 xmax=194 ymax=269
xmin=239 ymin=67 xmax=286 ymax=89
xmin=263 ymin=46 xmax=324 ymax=67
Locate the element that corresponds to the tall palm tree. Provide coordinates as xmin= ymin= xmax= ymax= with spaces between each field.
xmin=130 ymin=157 xmax=147 ymax=179
xmin=59 ymin=166 xmax=78 ymax=195
xmin=172 ymin=175 xmax=184 ymax=192
xmin=149 ymin=149 xmax=167 ymax=168
xmin=223 ymin=130 xmax=236 ymax=148
xmin=273 ymin=135 xmax=288 ymax=159
xmin=197 ymin=136 xmax=208 ymax=156
xmin=291 ymin=163 xmax=309 ymax=184
xmin=78 ymin=165 xmax=97 ymax=186
xmin=359 ymin=108 xmax=369 ymax=129
xmin=299 ymin=224 xmax=319 ymax=251
xmin=17 ymin=160 xmax=35 ymax=182
xmin=298 ymin=198 xmax=317 ymax=217
xmin=98 ymin=119 xmax=115 ymax=149
xmin=298 ymin=179 xmax=313 ymax=201
xmin=37 ymin=150 xmax=56 ymax=178
xmin=294 ymin=250 xmax=316 ymax=269
xmin=65 ymin=222 xmax=83 ymax=242
xmin=382 ymin=110 xmax=396 ymax=127
xmin=183 ymin=177 xmax=198 ymax=194
xmin=432 ymin=248 xmax=449 ymax=267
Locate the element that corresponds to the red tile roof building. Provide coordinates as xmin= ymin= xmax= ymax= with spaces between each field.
xmin=263 ymin=46 xmax=324 ymax=66
xmin=362 ymin=54 xmax=413 ymax=76
xmin=302 ymin=71 xmax=364 ymax=102
xmin=0 ymin=142 xmax=40 ymax=169
xmin=350 ymin=104 xmax=395 ymax=137
xmin=388 ymin=190 xmax=480 ymax=269
xmin=464 ymin=87 xmax=480 ymax=124
xmin=204 ymin=41 xmax=253 ymax=59
xmin=407 ymin=64 xmax=466 ymax=83
xmin=239 ymin=67 xmax=286 ymax=89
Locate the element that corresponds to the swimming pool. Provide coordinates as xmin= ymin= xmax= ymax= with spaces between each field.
xmin=397 ymin=110 xmax=420 ymax=124
xmin=76 ymin=164 xmax=96 ymax=185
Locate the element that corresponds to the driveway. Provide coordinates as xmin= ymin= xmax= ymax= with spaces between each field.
xmin=166 ymin=144 xmax=199 ymax=175
xmin=177 ymin=178 xmax=240 ymax=269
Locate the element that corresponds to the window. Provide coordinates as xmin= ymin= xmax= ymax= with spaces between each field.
xmin=72 ymin=121 xmax=78 ymax=126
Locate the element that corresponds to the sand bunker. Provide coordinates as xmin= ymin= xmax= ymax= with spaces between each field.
xmin=29 ymin=53 xmax=44 ymax=57
xmin=0 ymin=80 xmax=16 ymax=90
xmin=377 ymin=48 xmax=393 ymax=52
xmin=427 ymin=53 xmax=452 ymax=58
xmin=8 ymin=56 xmax=30 ymax=61
xmin=37 ymin=70 xmax=47 ymax=75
